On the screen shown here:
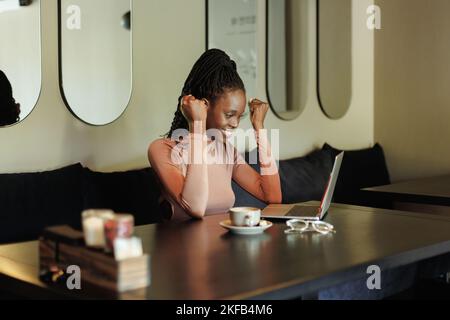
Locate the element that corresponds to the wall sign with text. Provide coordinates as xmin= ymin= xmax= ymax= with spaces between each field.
xmin=207 ymin=0 xmax=258 ymax=100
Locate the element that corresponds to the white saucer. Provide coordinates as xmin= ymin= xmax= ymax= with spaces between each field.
xmin=219 ymin=219 xmax=273 ymax=235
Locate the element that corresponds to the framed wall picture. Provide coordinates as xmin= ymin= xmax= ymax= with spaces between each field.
xmin=207 ymin=0 xmax=258 ymax=99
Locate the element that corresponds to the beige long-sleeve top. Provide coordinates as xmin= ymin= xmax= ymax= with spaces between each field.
xmin=148 ymin=130 xmax=282 ymax=221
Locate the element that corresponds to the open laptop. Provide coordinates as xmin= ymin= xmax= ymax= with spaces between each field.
xmin=262 ymin=152 xmax=344 ymax=221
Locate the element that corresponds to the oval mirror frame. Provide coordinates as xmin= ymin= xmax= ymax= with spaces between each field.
xmin=0 ymin=0 xmax=42 ymax=128
xmin=265 ymin=0 xmax=308 ymax=121
xmin=58 ymin=0 xmax=133 ymax=126
xmin=317 ymin=0 xmax=352 ymax=120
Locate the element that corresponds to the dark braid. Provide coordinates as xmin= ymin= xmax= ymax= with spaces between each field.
xmin=165 ymin=49 xmax=245 ymax=138
xmin=0 ymin=70 xmax=20 ymax=127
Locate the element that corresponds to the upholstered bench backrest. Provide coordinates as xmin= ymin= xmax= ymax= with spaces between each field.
xmin=0 ymin=144 xmax=390 ymax=244
xmin=233 ymin=143 xmax=391 ymax=208
xmin=0 ymin=165 xmax=163 ymax=244
xmin=0 ymin=164 xmax=84 ymax=243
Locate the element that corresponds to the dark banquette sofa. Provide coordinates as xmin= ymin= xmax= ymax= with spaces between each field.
xmin=0 ymin=143 xmax=391 ymax=244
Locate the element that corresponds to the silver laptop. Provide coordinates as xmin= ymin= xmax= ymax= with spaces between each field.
xmin=262 ymin=152 xmax=344 ymax=221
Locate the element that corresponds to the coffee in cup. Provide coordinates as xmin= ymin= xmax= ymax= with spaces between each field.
xmin=229 ymin=207 xmax=261 ymax=227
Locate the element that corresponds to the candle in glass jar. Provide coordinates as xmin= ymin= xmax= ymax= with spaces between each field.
xmin=104 ymin=214 xmax=134 ymax=251
xmin=82 ymin=209 xmax=114 ymax=248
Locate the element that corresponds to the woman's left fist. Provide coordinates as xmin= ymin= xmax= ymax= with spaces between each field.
xmin=249 ymin=98 xmax=269 ymax=131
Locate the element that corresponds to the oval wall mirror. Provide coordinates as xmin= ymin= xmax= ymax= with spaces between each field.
xmin=266 ymin=0 xmax=310 ymax=121
xmin=317 ymin=0 xmax=352 ymax=119
xmin=59 ymin=0 xmax=132 ymax=126
xmin=0 ymin=0 xmax=41 ymax=128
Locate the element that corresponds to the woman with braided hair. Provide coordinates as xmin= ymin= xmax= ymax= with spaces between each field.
xmin=0 ymin=70 xmax=21 ymax=127
xmin=148 ymin=49 xmax=281 ymax=221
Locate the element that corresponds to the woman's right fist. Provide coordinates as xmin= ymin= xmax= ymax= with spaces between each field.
xmin=180 ymin=95 xmax=208 ymax=123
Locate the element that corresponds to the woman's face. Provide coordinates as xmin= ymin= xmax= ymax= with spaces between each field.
xmin=206 ymin=89 xmax=247 ymax=138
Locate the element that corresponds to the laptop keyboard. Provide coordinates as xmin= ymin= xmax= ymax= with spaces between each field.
xmin=286 ymin=205 xmax=321 ymax=217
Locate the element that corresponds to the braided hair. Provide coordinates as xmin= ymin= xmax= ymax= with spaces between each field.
xmin=165 ymin=49 xmax=245 ymax=138
xmin=0 ymin=70 xmax=20 ymax=127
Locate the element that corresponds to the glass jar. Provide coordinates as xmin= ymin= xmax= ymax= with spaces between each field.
xmin=82 ymin=209 xmax=115 ymax=248
xmin=104 ymin=214 xmax=134 ymax=252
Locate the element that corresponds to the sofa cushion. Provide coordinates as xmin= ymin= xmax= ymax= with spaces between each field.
xmin=322 ymin=143 xmax=391 ymax=206
xmin=82 ymin=167 xmax=163 ymax=226
xmin=232 ymin=148 xmax=335 ymax=206
xmin=232 ymin=153 xmax=267 ymax=208
xmin=279 ymin=149 xmax=335 ymax=204
xmin=0 ymin=163 xmax=84 ymax=244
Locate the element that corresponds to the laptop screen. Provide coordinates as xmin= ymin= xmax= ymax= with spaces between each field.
xmin=318 ymin=152 xmax=344 ymax=219
xmin=261 ymin=152 xmax=344 ymax=221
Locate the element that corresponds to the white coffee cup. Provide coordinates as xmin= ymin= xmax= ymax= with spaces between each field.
xmin=229 ymin=207 xmax=261 ymax=227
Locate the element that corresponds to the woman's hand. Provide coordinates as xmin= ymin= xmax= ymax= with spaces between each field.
xmin=180 ymin=95 xmax=208 ymax=132
xmin=249 ymin=98 xmax=269 ymax=131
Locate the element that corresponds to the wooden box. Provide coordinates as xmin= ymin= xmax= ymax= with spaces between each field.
xmin=39 ymin=226 xmax=151 ymax=293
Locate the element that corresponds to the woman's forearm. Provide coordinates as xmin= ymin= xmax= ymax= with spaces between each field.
xmin=255 ymin=129 xmax=278 ymax=176
xmin=256 ymin=129 xmax=282 ymax=203
xmin=180 ymin=122 xmax=209 ymax=218
xmin=232 ymin=129 xmax=282 ymax=204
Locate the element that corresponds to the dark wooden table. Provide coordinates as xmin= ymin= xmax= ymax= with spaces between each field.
xmin=363 ymin=174 xmax=450 ymax=207
xmin=2 ymin=203 xmax=450 ymax=300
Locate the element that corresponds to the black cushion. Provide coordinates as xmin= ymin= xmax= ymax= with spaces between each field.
xmin=232 ymin=154 xmax=267 ymax=208
xmin=322 ymin=143 xmax=391 ymax=206
xmin=232 ymin=148 xmax=335 ymax=206
xmin=82 ymin=167 xmax=164 ymax=226
xmin=232 ymin=181 xmax=267 ymax=209
xmin=279 ymin=149 xmax=335 ymax=204
xmin=0 ymin=163 xmax=84 ymax=244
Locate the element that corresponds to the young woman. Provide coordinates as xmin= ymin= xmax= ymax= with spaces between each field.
xmin=148 ymin=49 xmax=281 ymax=221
